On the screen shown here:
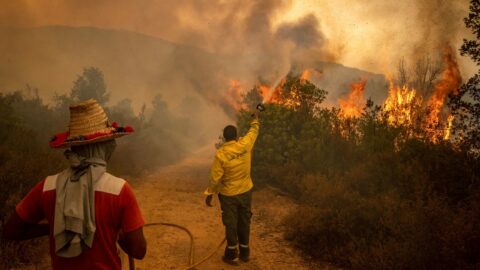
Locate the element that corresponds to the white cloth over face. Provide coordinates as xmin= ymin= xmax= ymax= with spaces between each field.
xmin=53 ymin=140 xmax=116 ymax=258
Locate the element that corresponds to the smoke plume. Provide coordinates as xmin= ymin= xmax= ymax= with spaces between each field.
xmin=0 ymin=0 xmax=474 ymax=121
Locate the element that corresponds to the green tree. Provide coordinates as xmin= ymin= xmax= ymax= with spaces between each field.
xmin=70 ymin=67 xmax=109 ymax=105
xmin=449 ymin=0 xmax=480 ymax=152
xmin=236 ymin=74 xmax=329 ymax=187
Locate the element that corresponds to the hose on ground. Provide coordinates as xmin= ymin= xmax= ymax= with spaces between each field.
xmin=128 ymin=222 xmax=226 ymax=270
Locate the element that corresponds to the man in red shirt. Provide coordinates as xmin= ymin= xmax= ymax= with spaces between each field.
xmin=2 ymin=99 xmax=146 ymax=269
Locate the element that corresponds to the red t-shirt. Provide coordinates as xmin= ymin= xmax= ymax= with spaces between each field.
xmin=16 ymin=172 xmax=145 ymax=270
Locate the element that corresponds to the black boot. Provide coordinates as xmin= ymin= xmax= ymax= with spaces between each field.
xmin=239 ymin=245 xmax=250 ymax=262
xmin=223 ymin=246 xmax=240 ymax=266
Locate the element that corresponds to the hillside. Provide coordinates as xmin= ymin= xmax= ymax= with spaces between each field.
xmin=0 ymin=26 xmax=221 ymax=110
xmin=0 ymin=26 xmax=387 ymax=111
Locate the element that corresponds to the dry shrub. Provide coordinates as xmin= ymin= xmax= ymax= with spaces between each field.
xmin=0 ymin=96 xmax=64 ymax=268
xmin=0 ymin=145 xmax=64 ymax=268
xmin=285 ymin=174 xmax=480 ymax=270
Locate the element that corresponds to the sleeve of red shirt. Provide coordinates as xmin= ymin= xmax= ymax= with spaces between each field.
xmin=15 ymin=179 xmax=46 ymax=224
xmin=119 ymin=182 xmax=145 ymax=233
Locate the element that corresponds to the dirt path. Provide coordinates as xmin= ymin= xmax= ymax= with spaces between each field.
xmin=124 ymin=146 xmax=325 ymax=270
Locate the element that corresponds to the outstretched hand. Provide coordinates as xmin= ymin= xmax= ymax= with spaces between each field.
xmin=205 ymin=194 xmax=214 ymax=207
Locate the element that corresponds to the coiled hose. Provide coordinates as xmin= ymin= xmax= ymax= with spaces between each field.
xmin=128 ymin=222 xmax=226 ymax=270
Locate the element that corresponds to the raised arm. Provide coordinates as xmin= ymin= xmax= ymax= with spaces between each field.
xmin=237 ymin=119 xmax=260 ymax=152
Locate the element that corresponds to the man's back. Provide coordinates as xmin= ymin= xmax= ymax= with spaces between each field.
xmin=16 ymin=172 xmax=144 ymax=270
xmin=209 ymin=119 xmax=260 ymax=196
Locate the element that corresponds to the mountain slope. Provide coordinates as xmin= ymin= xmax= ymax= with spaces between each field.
xmin=0 ymin=26 xmax=387 ymax=110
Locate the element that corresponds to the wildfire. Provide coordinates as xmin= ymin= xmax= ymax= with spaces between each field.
xmin=257 ymin=82 xmax=282 ymax=104
xmin=258 ymin=84 xmax=270 ymax=100
xmin=224 ymin=69 xmax=318 ymax=113
xmin=265 ymin=79 xmax=286 ymax=104
xmin=300 ymin=68 xmax=322 ymax=82
xmin=383 ymin=81 xmax=420 ymax=126
xmin=223 ymin=57 xmax=460 ymax=142
xmin=444 ymin=115 xmax=454 ymax=141
xmin=339 ymin=78 xmax=367 ymax=118
xmin=381 ymin=47 xmax=461 ymax=142
xmin=222 ymin=78 xmax=283 ymax=114
xmin=425 ymin=46 xmax=462 ymax=137
xmin=222 ymin=79 xmax=247 ymax=112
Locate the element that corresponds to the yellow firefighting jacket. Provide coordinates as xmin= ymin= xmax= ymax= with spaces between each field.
xmin=204 ymin=119 xmax=260 ymax=196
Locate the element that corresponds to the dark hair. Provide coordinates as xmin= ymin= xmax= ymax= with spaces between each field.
xmin=223 ymin=125 xmax=237 ymax=141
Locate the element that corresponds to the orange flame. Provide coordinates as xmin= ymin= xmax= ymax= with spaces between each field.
xmin=269 ymin=79 xmax=286 ymax=104
xmin=258 ymin=84 xmax=270 ymax=99
xmin=339 ymin=78 xmax=367 ymax=118
xmin=222 ymin=79 xmax=247 ymax=111
xmin=300 ymin=68 xmax=322 ymax=82
xmin=444 ymin=115 xmax=454 ymax=141
xmin=257 ymin=83 xmax=274 ymax=103
xmin=224 ymin=69 xmax=318 ymax=112
xmin=256 ymin=79 xmax=286 ymax=104
xmin=425 ymin=46 xmax=462 ymax=135
xmin=384 ymin=81 xmax=420 ymax=126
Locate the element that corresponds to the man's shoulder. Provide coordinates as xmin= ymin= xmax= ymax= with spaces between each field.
xmin=42 ymin=173 xmax=60 ymax=192
xmin=41 ymin=170 xmax=69 ymax=192
xmin=214 ymin=147 xmax=225 ymax=160
xmin=215 ymin=143 xmax=248 ymax=163
xmin=95 ymin=173 xmax=126 ymax=196
xmin=216 ymin=144 xmax=229 ymax=155
xmin=41 ymin=171 xmax=126 ymax=196
xmin=215 ymin=146 xmax=234 ymax=164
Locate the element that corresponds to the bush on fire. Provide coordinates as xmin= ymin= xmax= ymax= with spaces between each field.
xmin=237 ymin=74 xmax=480 ymax=269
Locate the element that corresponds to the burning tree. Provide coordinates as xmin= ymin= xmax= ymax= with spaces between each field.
xmin=338 ymin=78 xmax=367 ymax=119
xmin=336 ymin=47 xmax=461 ymax=144
xmin=228 ymin=57 xmax=480 ymax=269
xmin=383 ymin=82 xmax=421 ymax=127
xmin=269 ymin=73 xmax=327 ymax=116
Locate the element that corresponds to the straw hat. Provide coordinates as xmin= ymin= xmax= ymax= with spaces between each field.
xmin=49 ymin=99 xmax=134 ymax=148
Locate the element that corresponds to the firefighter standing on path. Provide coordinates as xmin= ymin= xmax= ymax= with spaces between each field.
xmin=204 ymin=110 xmax=260 ymax=265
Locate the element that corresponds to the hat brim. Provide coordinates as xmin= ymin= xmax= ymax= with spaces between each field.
xmin=49 ymin=124 xmax=134 ymax=149
xmin=58 ymin=132 xmax=131 ymax=148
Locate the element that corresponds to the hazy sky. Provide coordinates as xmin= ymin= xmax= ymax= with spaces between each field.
xmin=0 ymin=0 xmax=475 ymax=76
